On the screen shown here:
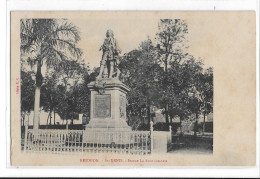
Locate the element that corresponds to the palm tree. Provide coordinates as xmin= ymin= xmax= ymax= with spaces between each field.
xmin=20 ymin=19 xmax=82 ymax=129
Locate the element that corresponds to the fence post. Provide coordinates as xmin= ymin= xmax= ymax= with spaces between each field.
xmin=24 ymin=120 xmax=28 ymax=152
xmin=150 ymin=121 xmax=153 ymax=153
xmin=66 ymin=120 xmax=69 ymax=130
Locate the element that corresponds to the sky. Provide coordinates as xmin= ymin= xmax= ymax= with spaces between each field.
xmin=71 ymin=19 xmax=158 ymax=68
xmin=68 ymin=12 xmax=216 ymax=69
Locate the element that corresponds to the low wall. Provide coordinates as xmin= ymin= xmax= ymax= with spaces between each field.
xmin=152 ymin=131 xmax=171 ymax=153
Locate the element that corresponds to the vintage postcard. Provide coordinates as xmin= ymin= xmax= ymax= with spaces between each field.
xmin=10 ymin=11 xmax=256 ymax=166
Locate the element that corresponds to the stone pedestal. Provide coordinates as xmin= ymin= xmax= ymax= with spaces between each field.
xmin=85 ymin=78 xmax=132 ymax=132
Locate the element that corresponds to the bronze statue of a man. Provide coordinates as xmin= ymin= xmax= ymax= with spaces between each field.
xmin=97 ymin=29 xmax=121 ymax=79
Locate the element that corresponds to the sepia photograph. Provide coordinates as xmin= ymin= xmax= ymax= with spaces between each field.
xmin=20 ymin=17 xmax=213 ymax=156
xmin=10 ymin=11 xmax=256 ymax=167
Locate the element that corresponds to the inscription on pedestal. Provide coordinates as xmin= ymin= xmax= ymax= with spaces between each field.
xmin=94 ymin=94 xmax=111 ymax=118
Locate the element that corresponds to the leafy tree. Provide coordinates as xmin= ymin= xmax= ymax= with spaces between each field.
xmin=186 ymin=66 xmax=213 ymax=135
xmin=76 ymin=64 xmax=93 ymax=116
xmin=164 ymin=55 xmax=203 ymax=131
xmin=45 ymin=59 xmax=87 ymax=125
xmin=55 ymin=85 xmax=69 ymax=124
xmin=21 ymin=70 xmax=35 ymax=126
xmin=20 ymin=19 xmax=82 ymax=129
xmin=155 ymin=19 xmax=188 ymax=124
xmin=120 ymin=38 xmax=164 ymax=129
xmin=40 ymin=71 xmax=60 ymax=125
xmin=194 ymin=67 xmax=213 ymax=133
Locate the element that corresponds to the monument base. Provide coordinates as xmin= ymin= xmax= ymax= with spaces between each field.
xmin=85 ymin=118 xmax=132 ymax=131
xmin=82 ymin=129 xmax=135 ymax=144
xmin=84 ymin=78 xmax=132 ymax=144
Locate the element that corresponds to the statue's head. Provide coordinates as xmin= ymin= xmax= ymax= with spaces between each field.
xmin=106 ymin=29 xmax=114 ymax=38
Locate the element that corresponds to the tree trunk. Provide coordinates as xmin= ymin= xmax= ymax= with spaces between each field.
xmin=203 ymin=112 xmax=206 ymax=135
xmin=21 ymin=113 xmax=25 ymax=126
xmin=49 ymin=109 xmax=52 ymax=125
xmin=46 ymin=112 xmax=50 ymax=125
xmin=27 ymin=114 xmax=30 ymax=127
xmin=139 ymin=108 xmax=142 ymax=124
xmin=21 ymin=115 xmax=24 ymax=126
xmin=164 ymin=55 xmax=168 ymax=74
xmin=66 ymin=120 xmax=68 ymax=130
xmin=71 ymin=112 xmax=74 ymax=125
xmin=195 ymin=113 xmax=199 ymax=123
xmin=165 ymin=105 xmax=169 ymax=124
xmin=179 ymin=115 xmax=183 ymax=134
xmin=33 ymin=60 xmax=43 ymax=130
xmin=147 ymin=105 xmax=150 ymax=128
xmin=54 ymin=111 xmax=56 ymax=125
xmin=194 ymin=112 xmax=199 ymax=137
xmin=164 ymin=55 xmax=169 ymax=125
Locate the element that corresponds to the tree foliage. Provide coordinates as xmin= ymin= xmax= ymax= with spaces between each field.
xmin=119 ymin=19 xmax=213 ymax=130
xmin=21 ymin=70 xmax=35 ymax=126
xmin=20 ymin=19 xmax=83 ymax=128
xmin=40 ymin=60 xmax=91 ymax=123
xmin=20 ymin=18 xmax=213 ymax=132
xmin=119 ymin=38 xmax=165 ymax=129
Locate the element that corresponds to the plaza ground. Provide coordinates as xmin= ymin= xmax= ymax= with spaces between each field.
xmin=168 ymin=133 xmax=213 ymax=154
